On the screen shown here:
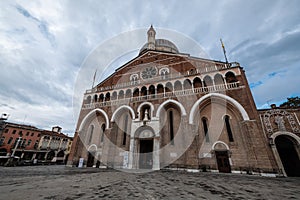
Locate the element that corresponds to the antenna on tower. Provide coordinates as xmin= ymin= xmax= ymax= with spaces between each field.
xmin=92 ymin=69 xmax=97 ymax=89
xmin=220 ymin=38 xmax=228 ymax=63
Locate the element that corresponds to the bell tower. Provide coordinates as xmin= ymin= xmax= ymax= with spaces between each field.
xmin=147 ymin=25 xmax=156 ymax=50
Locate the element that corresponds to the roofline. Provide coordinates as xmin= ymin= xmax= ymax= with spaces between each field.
xmin=92 ymin=50 xmax=240 ymax=92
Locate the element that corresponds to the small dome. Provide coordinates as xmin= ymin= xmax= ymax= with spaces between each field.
xmin=139 ymin=39 xmax=179 ymax=55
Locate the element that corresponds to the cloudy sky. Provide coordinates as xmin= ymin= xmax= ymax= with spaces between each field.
xmin=1 ymin=0 xmax=299 ymax=136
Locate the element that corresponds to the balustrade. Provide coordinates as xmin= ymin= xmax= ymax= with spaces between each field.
xmin=82 ymin=82 xmax=240 ymax=109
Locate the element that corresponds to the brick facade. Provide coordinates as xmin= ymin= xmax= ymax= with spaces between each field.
xmin=68 ymin=26 xmax=300 ymax=176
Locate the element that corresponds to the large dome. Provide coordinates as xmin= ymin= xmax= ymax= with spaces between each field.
xmin=139 ymin=39 xmax=179 ymax=55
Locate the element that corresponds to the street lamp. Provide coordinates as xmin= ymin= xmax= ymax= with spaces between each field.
xmin=11 ymin=137 xmax=22 ymax=157
xmin=0 ymin=113 xmax=9 ymax=139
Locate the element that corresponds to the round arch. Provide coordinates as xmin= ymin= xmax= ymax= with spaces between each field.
xmin=137 ymin=102 xmax=155 ymax=118
xmin=134 ymin=125 xmax=155 ymax=139
xmin=111 ymin=105 xmax=135 ymax=122
xmin=87 ymin=144 xmax=98 ymax=152
xmin=270 ymin=131 xmax=300 ymax=145
xmin=156 ymin=99 xmax=187 ymax=118
xmin=270 ymin=131 xmax=300 ymax=177
xmin=79 ymin=108 xmax=110 ymax=131
xmin=212 ymin=141 xmax=230 ymax=151
xmin=189 ymin=93 xmax=250 ymax=124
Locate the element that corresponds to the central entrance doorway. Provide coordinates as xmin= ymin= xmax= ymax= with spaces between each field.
xmin=275 ymin=135 xmax=300 ymax=177
xmin=139 ymin=139 xmax=153 ymax=169
xmin=215 ymin=151 xmax=231 ymax=173
xmin=87 ymin=152 xmax=95 ymax=167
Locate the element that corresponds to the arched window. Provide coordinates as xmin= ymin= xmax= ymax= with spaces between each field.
xmin=105 ymin=93 xmax=110 ymax=101
xmin=101 ymin=124 xmax=105 ymax=143
xmin=174 ymin=81 xmax=182 ymax=91
xmin=224 ymin=115 xmax=234 ymax=142
xmin=86 ymin=96 xmax=91 ymax=104
xmin=203 ymin=76 xmax=213 ymax=87
xmin=165 ymin=82 xmax=173 ymax=93
xmin=202 ymin=117 xmax=209 ymax=142
xmin=130 ymin=74 xmax=138 ymax=84
xmin=94 ymin=94 xmax=98 ymax=102
xmin=88 ymin=125 xmax=94 ymax=144
xmin=169 ymin=110 xmax=174 ymax=145
xmin=119 ymin=90 xmax=124 ymax=99
xmin=193 ymin=77 xmax=202 ymax=88
xmin=122 ymin=115 xmax=129 ymax=146
xmin=160 ymin=68 xmax=169 ymax=80
xmin=183 ymin=79 xmax=192 ymax=90
xmin=225 ymin=71 xmax=238 ymax=83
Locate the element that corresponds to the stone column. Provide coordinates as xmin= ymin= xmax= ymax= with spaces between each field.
xmin=128 ymin=137 xmax=135 ymax=169
xmin=152 ymin=137 xmax=160 ymax=170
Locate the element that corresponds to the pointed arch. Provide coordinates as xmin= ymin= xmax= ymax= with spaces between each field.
xmin=189 ymin=93 xmax=250 ymax=124
xmin=79 ymin=108 xmax=110 ymax=131
xmin=111 ymin=105 xmax=135 ymax=122
xmin=156 ymin=99 xmax=187 ymax=118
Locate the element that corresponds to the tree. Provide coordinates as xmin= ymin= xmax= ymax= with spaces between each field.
xmin=279 ymin=96 xmax=300 ymax=108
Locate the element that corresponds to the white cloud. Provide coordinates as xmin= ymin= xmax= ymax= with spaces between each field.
xmin=0 ymin=0 xmax=299 ymax=136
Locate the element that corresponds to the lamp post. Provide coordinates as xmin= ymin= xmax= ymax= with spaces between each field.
xmin=0 ymin=113 xmax=9 ymax=140
xmin=11 ymin=137 xmax=22 ymax=157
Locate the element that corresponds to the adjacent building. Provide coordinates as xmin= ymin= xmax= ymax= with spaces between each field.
xmin=0 ymin=122 xmax=72 ymax=165
xmin=67 ymin=26 xmax=300 ymax=176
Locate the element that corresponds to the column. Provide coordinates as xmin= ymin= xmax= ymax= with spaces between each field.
xmin=128 ymin=137 xmax=135 ymax=169
xmin=152 ymin=137 xmax=160 ymax=170
xmin=224 ymin=76 xmax=228 ymax=89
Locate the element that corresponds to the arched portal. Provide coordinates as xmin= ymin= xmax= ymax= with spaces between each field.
xmin=275 ymin=135 xmax=300 ymax=177
xmin=212 ymin=141 xmax=231 ymax=173
xmin=87 ymin=145 xmax=97 ymax=167
xmin=131 ymin=126 xmax=158 ymax=170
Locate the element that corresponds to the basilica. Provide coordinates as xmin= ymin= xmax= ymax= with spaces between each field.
xmin=67 ymin=26 xmax=300 ymax=177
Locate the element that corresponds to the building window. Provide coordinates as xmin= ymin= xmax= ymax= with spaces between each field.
xmin=27 ymin=139 xmax=32 ymax=146
xmin=169 ymin=110 xmax=174 ymax=145
xmin=34 ymin=140 xmax=39 ymax=149
xmin=202 ymin=117 xmax=209 ymax=142
xmin=4 ymin=129 xmax=8 ymax=133
xmin=31 ymin=133 xmax=34 ymax=136
xmin=122 ymin=115 xmax=128 ymax=146
xmin=88 ymin=125 xmax=94 ymax=144
xmin=12 ymin=130 xmax=16 ymax=134
xmin=38 ymin=134 xmax=40 ymax=137
xmin=7 ymin=137 xmax=13 ymax=145
xmin=159 ymin=68 xmax=169 ymax=80
xmin=0 ymin=137 xmax=5 ymax=145
xmin=26 ymin=132 xmax=29 ymax=136
xmin=101 ymin=124 xmax=105 ymax=143
xmin=19 ymin=131 xmax=23 ymax=136
xmin=21 ymin=139 xmax=26 ymax=147
xmin=225 ymin=115 xmax=234 ymax=142
xmin=130 ymin=74 xmax=139 ymax=85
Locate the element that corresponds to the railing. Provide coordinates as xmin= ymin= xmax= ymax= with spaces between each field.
xmin=82 ymin=82 xmax=240 ymax=109
xmin=85 ymin=62 xmax=240 ymax=94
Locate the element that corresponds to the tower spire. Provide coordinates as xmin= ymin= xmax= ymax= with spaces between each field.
xmin=147 ymin=25 xmax=156 ymax=50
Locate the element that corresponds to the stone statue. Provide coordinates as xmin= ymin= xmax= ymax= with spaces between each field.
xmin=274 ymin=115 xmax=286 ymax=131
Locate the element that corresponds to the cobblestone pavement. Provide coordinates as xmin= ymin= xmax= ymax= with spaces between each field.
xmin=0 ymin=166 xmax=299 ymax=200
